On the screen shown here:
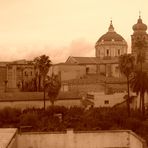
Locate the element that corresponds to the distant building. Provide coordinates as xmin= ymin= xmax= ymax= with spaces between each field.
xmin=0 ymin=60 xmax=35 ymax=91
xmin=49 ymin=16 xmax=148 ymax=108
xmin=51 ymin=20 xmax=128 ymax=83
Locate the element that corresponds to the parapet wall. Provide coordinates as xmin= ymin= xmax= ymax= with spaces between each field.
xmin=17 ymin=130 xmax=147 ymax=148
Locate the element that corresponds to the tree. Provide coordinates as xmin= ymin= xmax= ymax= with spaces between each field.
xmin=130 ymin=71 xmax=148 ymax=116
xmin=34 ymin=55 xmax=52 ymax=110
xmin=46 ymin=75 xmax=61 ymax=106
xmin=132 ymin=39 xmax=147 ymax=117
xmin=119 ymin=54 xmax=135 ymax=117
xmin=135 ymin=40 xmax=146 ymax=71
xmin=34 ymin=54 xmax=52 ymax=91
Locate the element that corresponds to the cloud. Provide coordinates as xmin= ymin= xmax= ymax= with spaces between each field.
xmin=0 ymin=38 xmax=95 ymax=63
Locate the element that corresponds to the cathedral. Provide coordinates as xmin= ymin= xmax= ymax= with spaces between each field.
xmin=0 ymin=16 xmax=148 ymax=93
xmin=52 ymin=20 xmax=128 ymax=81
xmin=51 ymin=15 xmax=148 ymax=94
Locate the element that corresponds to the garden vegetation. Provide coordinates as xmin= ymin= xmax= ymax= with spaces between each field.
xmin=0 ymin=106 xmax=148 ymax=144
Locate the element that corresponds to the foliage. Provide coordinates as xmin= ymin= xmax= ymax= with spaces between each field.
xmin=119 ymin=54 xmax=135 ymax=78
xmin=45 ymin=75 xmax=61 ymax=105
xmin=119 ymin=54 xmax=135 ymax=117
xmin=124 ymin=117 xmax=142 ymax=132
xmin=0 ymin=107 xmax=21 ymax=127
xmin=130 ymin=71 xmax=148 ymax=116
xmin=34 ymin=54 xmax=52 ymax=78
xmin=33 ymin=54 xmax=52 ymax=91
xmin=33 ymin=54 xmax=52 ymax=110
xmin=134 ymin=39 xmax=146 ymax=65
xmin=21 ymin=78 xmax=37 ymax=92
xmin=0 ymin=106 xmax=148 ymax=143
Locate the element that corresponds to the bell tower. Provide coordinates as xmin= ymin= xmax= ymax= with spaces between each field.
xmin=131 ymin=14 xmax=148 ymax=62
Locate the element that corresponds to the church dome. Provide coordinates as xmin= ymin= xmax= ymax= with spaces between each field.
xmin=132 ymin=16 xmax=147 ymax=32
xmin=96 ymin=21 xmax=126 ymax=44
xmin=95 ymin=20 xmax=127 ymax=59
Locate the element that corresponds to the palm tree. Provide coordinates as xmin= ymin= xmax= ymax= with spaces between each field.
xmin=130 ymin=71 xmax=148 ymax=116
xmin=34 ymin=54 xmax=52 ymax=110
xmin=119 ymin=54 xmax=135 ymax=117
xmin=34 ymin=54 xmax=52 ymax=91
xmin=132 ymin=38 xmax=147 ymax=117
xmin=135 ymin=40 xmax=146 ymax=71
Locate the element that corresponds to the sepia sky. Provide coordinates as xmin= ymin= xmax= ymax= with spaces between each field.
xmin=0 ymin=0 xmax=148 ymax=63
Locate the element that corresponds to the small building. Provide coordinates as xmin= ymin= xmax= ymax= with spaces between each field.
xmin=0 ymin=59 xmax=35 ymax=91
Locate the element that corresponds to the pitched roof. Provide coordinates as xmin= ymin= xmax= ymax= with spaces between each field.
xmin=66 ymin=56 xmax=119 ymax=65
xmin=66 ymin=56 xmax=97 ymax=64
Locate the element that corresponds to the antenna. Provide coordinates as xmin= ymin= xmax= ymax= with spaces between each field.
xmin=139 ymin=10 xmax=141 ymax=18
xmin=110 ymin=17 xmax=112 ymax=25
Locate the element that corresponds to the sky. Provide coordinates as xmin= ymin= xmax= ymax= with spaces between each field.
xmin=0 ymin=0 xmax=148 ymax=63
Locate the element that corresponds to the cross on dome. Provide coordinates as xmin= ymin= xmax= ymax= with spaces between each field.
xmin=108 ymin=20 xmax=115 ymax=32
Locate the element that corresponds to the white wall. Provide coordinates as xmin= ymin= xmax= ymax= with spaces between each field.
xmin=0 ymin=128 xmax=17 ymax=148
xmin=130 ymin=131 xmax=147 ymax=148
xmin=86 ymin=65 xmax=97 ymax=74
xmin=17 ymin=130 xmax=146 ymax=148
xmin=89 ymin=92 xmax=125 ymax=107
xmin=51 ymin=64 xmax=86 ymax=81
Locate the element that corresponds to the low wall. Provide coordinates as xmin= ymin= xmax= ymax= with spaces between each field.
xmin=93 ymin=92 xmax=125 ymax=107
xmin=0 ymin=99 xmax=81 ymax=110
xmin=0 ymin=92 xmax=82 ymax=109
xmin=130 ymin=131 xmax=147 ymax=148
xmin=0 ymin=128 xmax=17 ymax=148
xmin=17 ymin=130 xmax=147 ymax=148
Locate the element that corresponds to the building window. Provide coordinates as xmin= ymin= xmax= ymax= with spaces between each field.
xmin=86 ymin=67 xmax=89 ymax=74
xmin=24 ymin=71 xmax=27 ymax=76
xmin=118 ymin=49 xmax=120 ymax=55
xmin=107 ymin=49 xmax=109 ymax=56
xmin=104 ymin=100 xmax=109 ymax=104
xmin=115 ymin=66 xmax=119 ymax=73
xmin=98 ymin=50 xmax=100 ymax=57
xmin=63 ymin=84 xmax=68 ymax=92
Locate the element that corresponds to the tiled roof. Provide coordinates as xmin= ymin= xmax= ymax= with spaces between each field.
xmin=66 ymin=56 xmax=119 ymax=65
xmin=66 ymin=57 xmax=97 ymax=64
xmin=0 ymin=62 xmax=9 ymax=67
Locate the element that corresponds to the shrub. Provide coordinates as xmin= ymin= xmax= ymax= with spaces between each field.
xmin=124 ymin=117 xmax=142 ymax=132
xmin=20 ymin=112 xmax=39 ymax=129
xmin=0 ymin=107 xmax=21 ymax=127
